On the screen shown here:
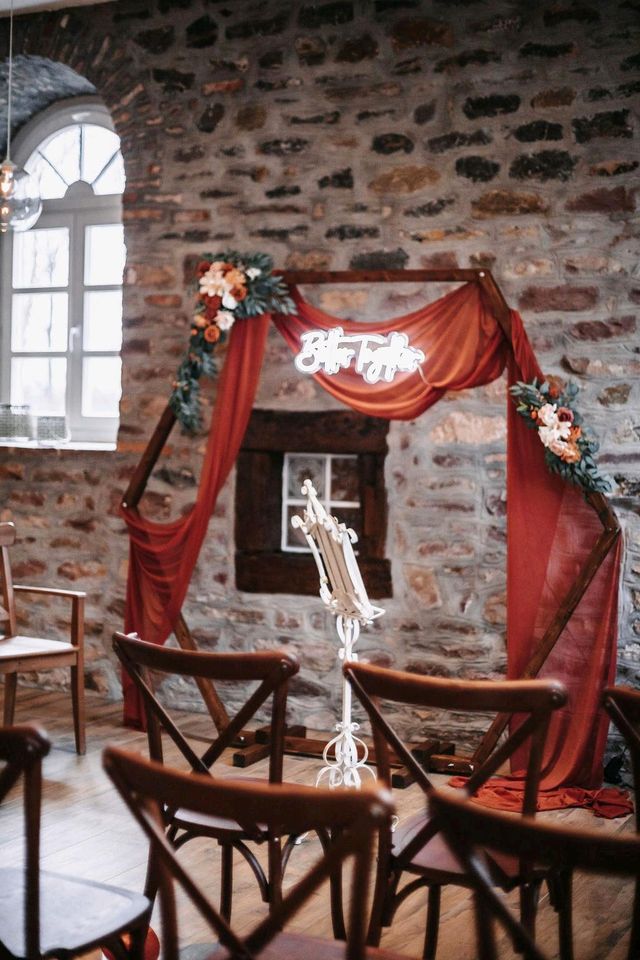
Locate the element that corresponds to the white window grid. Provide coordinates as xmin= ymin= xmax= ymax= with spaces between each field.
xmin=0 ymin=97 xmax=124 ymax=446
xmin=281 ymin=452 xmax=360 ymax=553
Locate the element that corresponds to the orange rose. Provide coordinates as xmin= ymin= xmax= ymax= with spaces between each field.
xmin=190 ymin=327 xmax=198 ymax=337
xmin=560 ymin=442 xmax=581 ymax=464
xmin=224 ymin=268 xmax=246 ymax=288
xmin=204 ymin=324 xmax=221 ymax=343
xmin=530 ymin=409 xmax=538 ymax=420
xmin=193 ymin=314 xmax=207 ymax=328
xmin=570 ymin=425 xmax=582 ymax=441
xmin=231 ymin=284 xmax=247 ymax=301
xmin=546 ymin=375 xmax=565 ymax=399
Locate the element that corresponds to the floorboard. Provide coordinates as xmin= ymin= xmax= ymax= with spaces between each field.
xmin=0 ymin=686 xmax=634 ymax=959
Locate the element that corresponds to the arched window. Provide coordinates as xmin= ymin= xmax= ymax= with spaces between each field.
xmin=0 ymin=97 xmax=125 ymax=446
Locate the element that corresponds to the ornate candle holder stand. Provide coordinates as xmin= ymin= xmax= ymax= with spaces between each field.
xmin=291 ymin=480 xmax=385 ymax=788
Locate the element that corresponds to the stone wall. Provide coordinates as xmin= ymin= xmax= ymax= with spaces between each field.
xmin=0 ymin=0 xmax=638 ymax=758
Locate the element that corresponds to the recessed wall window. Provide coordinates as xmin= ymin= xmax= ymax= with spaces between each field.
xmin=0 ymin=98 xmax=125 ymax=445
xmin=235 ymin=410 xmax=391 ymax=598
xmin=282 ymin=453 xmax=360 ymax=552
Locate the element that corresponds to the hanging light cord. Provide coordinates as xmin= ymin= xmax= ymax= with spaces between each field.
xmin=5 ymin=0 xmax=14 ymax=162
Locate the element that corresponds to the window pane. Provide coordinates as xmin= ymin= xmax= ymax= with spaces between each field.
xmin=13 ymin=228 xmax=69 ymax=289
xmin=330 ymin=456 xmax=359 ymax=502
xmin=82 ymin=356 xmax=122 ymax=417
xmin=25 ymin=151 xmax=68 ymax=200
xmin=333 ymin=506 xmax=361 ymax=541
xmin=83 ymin=290 xmax=123 ymax=351
xmin=84 ymin=224 xmax=126 ymax=286
xmin=11 ymin=357 xmax=67 ymax=415
xmin=286 ymin=454 xmax=326 ymax=499
xmin=41 ymin=126 xmax=81 ymax=186
xmin=93 ymin=151 xmax=126 ymax=196
xmin=285 ymin=505 xmax=311 ymax=551
xmin=11 ymin=293 xmax=68 ymax=352
xmin=81 ymin=124 xmax=121 ymax=184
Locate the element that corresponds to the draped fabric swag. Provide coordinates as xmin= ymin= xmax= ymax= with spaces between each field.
xmin=121 ymin=281 xmax=625 ymax=814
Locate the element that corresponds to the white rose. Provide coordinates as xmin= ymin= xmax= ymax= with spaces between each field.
xmin=221 ymin=289 xmax=238 ymax=309
xmin=246 ymin=267 xmax=261 ymax=279
xmin=216 ymin=310 xmax=235 ymax=331
xmin=199 ymin=268 xmax=226 ymax=298
xmin=538 ymin=424 xmax=562 ymax=448
xmin=537 ymin=403 xmax=558 ymax=427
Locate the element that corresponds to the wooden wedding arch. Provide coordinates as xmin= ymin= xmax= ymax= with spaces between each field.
xmin=121 ymin=268 xmax=620 ymax=779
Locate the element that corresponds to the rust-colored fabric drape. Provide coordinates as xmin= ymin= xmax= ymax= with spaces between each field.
xmin=274 ymin=283 xmax=508 ymax=419
xmin=120 ymin=279 xmax=626 ymax=815
xmin=273 ymin=282 xmax=626 ymax=814
xmin=120 ymin=313 xmax=270 ymax=726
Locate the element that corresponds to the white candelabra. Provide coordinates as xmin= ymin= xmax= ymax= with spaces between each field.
xmin=291 ymin=480 xmax=385 ymax=788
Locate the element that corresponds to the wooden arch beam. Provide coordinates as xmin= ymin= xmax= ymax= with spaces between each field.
xmin=121 ymin=268 xmax=619 ymax=771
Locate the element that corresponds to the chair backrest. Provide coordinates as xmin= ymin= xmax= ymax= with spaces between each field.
xmin=0 ymin=521 xmax=17 ymax=636
xmin=603 ymin=685 xmax=640 ymax=830
xmin=0 ymin=724 xmax=51 ymax=958
xmin=104 ymin=746 xmax=394 ymax=960
xmin=113 ymin=632 xmax=299 ymax=782
xmin=431 ymin=789 xmax=640 ymax=960
xmin=344 ymin=662 xmax=567 ymax=815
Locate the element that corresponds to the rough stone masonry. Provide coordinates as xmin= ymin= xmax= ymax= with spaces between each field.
xmin=0 ymin=0 xmax=638 ymax=764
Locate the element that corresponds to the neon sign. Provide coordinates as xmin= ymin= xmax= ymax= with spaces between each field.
xmin=294 ymin=327 xmax=425 ymax=384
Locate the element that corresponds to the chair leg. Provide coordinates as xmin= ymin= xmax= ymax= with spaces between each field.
xmin=519 ymin=879 xmax=541 ymax=940
xmin=3 ymin=673 xmax=17 ymax=726
xmin=127 ymin=920 xmax=150 ymax=960
xmin=629 ymin=879 xmax=640 ymax=960
xmin=269 ymin=835 xmax=284 ymax=916
xmin=220 ymin=843 xmax=233 ymax=922
xmin=317 ymin=826 xmax=347 ymax=941
xmin=423 ymin=885 xmax=441 ymax=960
xmin=553 ymin=870 xmax=574 ymax=960
xmin=71 ymin=663 xmax=86 ymax=755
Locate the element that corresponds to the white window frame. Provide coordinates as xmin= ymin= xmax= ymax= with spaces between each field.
xmin=0 ymin=96 xmax=124 ymax=446
xmin=281 ymin=452 xmax=360 ymax=553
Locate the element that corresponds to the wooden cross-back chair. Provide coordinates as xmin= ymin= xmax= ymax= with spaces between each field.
xmin=104 ymin=745 xmax=404 ymax=960
xmin=602 ymin=685 xmax=640 ymax=960
xmin=0 ymin=724 xmax=151 ymax=960
xmin=0 ymin=521 xmax=86 ymax=754
xmin=431 ymin=789 xmax=640 ymax=960
xmin=112 ymin=631 xmax=299 ymax=922
xmin=344 ymin=662 xmax=569 ymax=960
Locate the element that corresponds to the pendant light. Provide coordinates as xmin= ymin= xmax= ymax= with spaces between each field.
xmin=0 ymin=0 xmax=42 ymax=234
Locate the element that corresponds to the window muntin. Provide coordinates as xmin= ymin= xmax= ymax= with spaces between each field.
xmin=1 ymin=100 xmax=125 ymax=445
xmin=282 ymin=453 xmax=361 ymax=552
xmin=24 ymin=123 xmax=125 ymax=200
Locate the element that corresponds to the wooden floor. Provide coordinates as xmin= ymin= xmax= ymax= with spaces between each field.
xmin=0 ymin=686 xmax=635 ymax=959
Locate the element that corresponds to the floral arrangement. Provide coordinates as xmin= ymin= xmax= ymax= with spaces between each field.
xmin=169 ymin=251 xmax=295 ymax=431
xmin=510 ymin=377 xmax=611 ymax=493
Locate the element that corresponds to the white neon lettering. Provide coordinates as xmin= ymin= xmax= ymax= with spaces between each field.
xmin=294 ymin=327 xmax=425 ymax=384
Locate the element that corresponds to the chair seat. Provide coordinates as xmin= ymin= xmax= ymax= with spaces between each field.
xmin=172 ymin=775 xmax=271 ymax=840
xmin=0 ymin=867 xmax=150 ymax=959
xmin=0 ymin=635 xmax=75 ymax=660
xmin=198 ymin=930 xmax=411 ymax=960
xmin=393 ymin=811 xmax=544 ymax=889
xmin=173 ymin=805 xmax=269 ymax=840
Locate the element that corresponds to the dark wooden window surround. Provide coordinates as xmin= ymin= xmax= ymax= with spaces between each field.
xmin=235 ymin=409 xmax=392 ymax=598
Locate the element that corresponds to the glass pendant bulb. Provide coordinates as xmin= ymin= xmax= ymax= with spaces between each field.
xmin=0 ymin=158 xmax=42 ymax=233
xmin=1 ymin=0 xmax=43 ymax=234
